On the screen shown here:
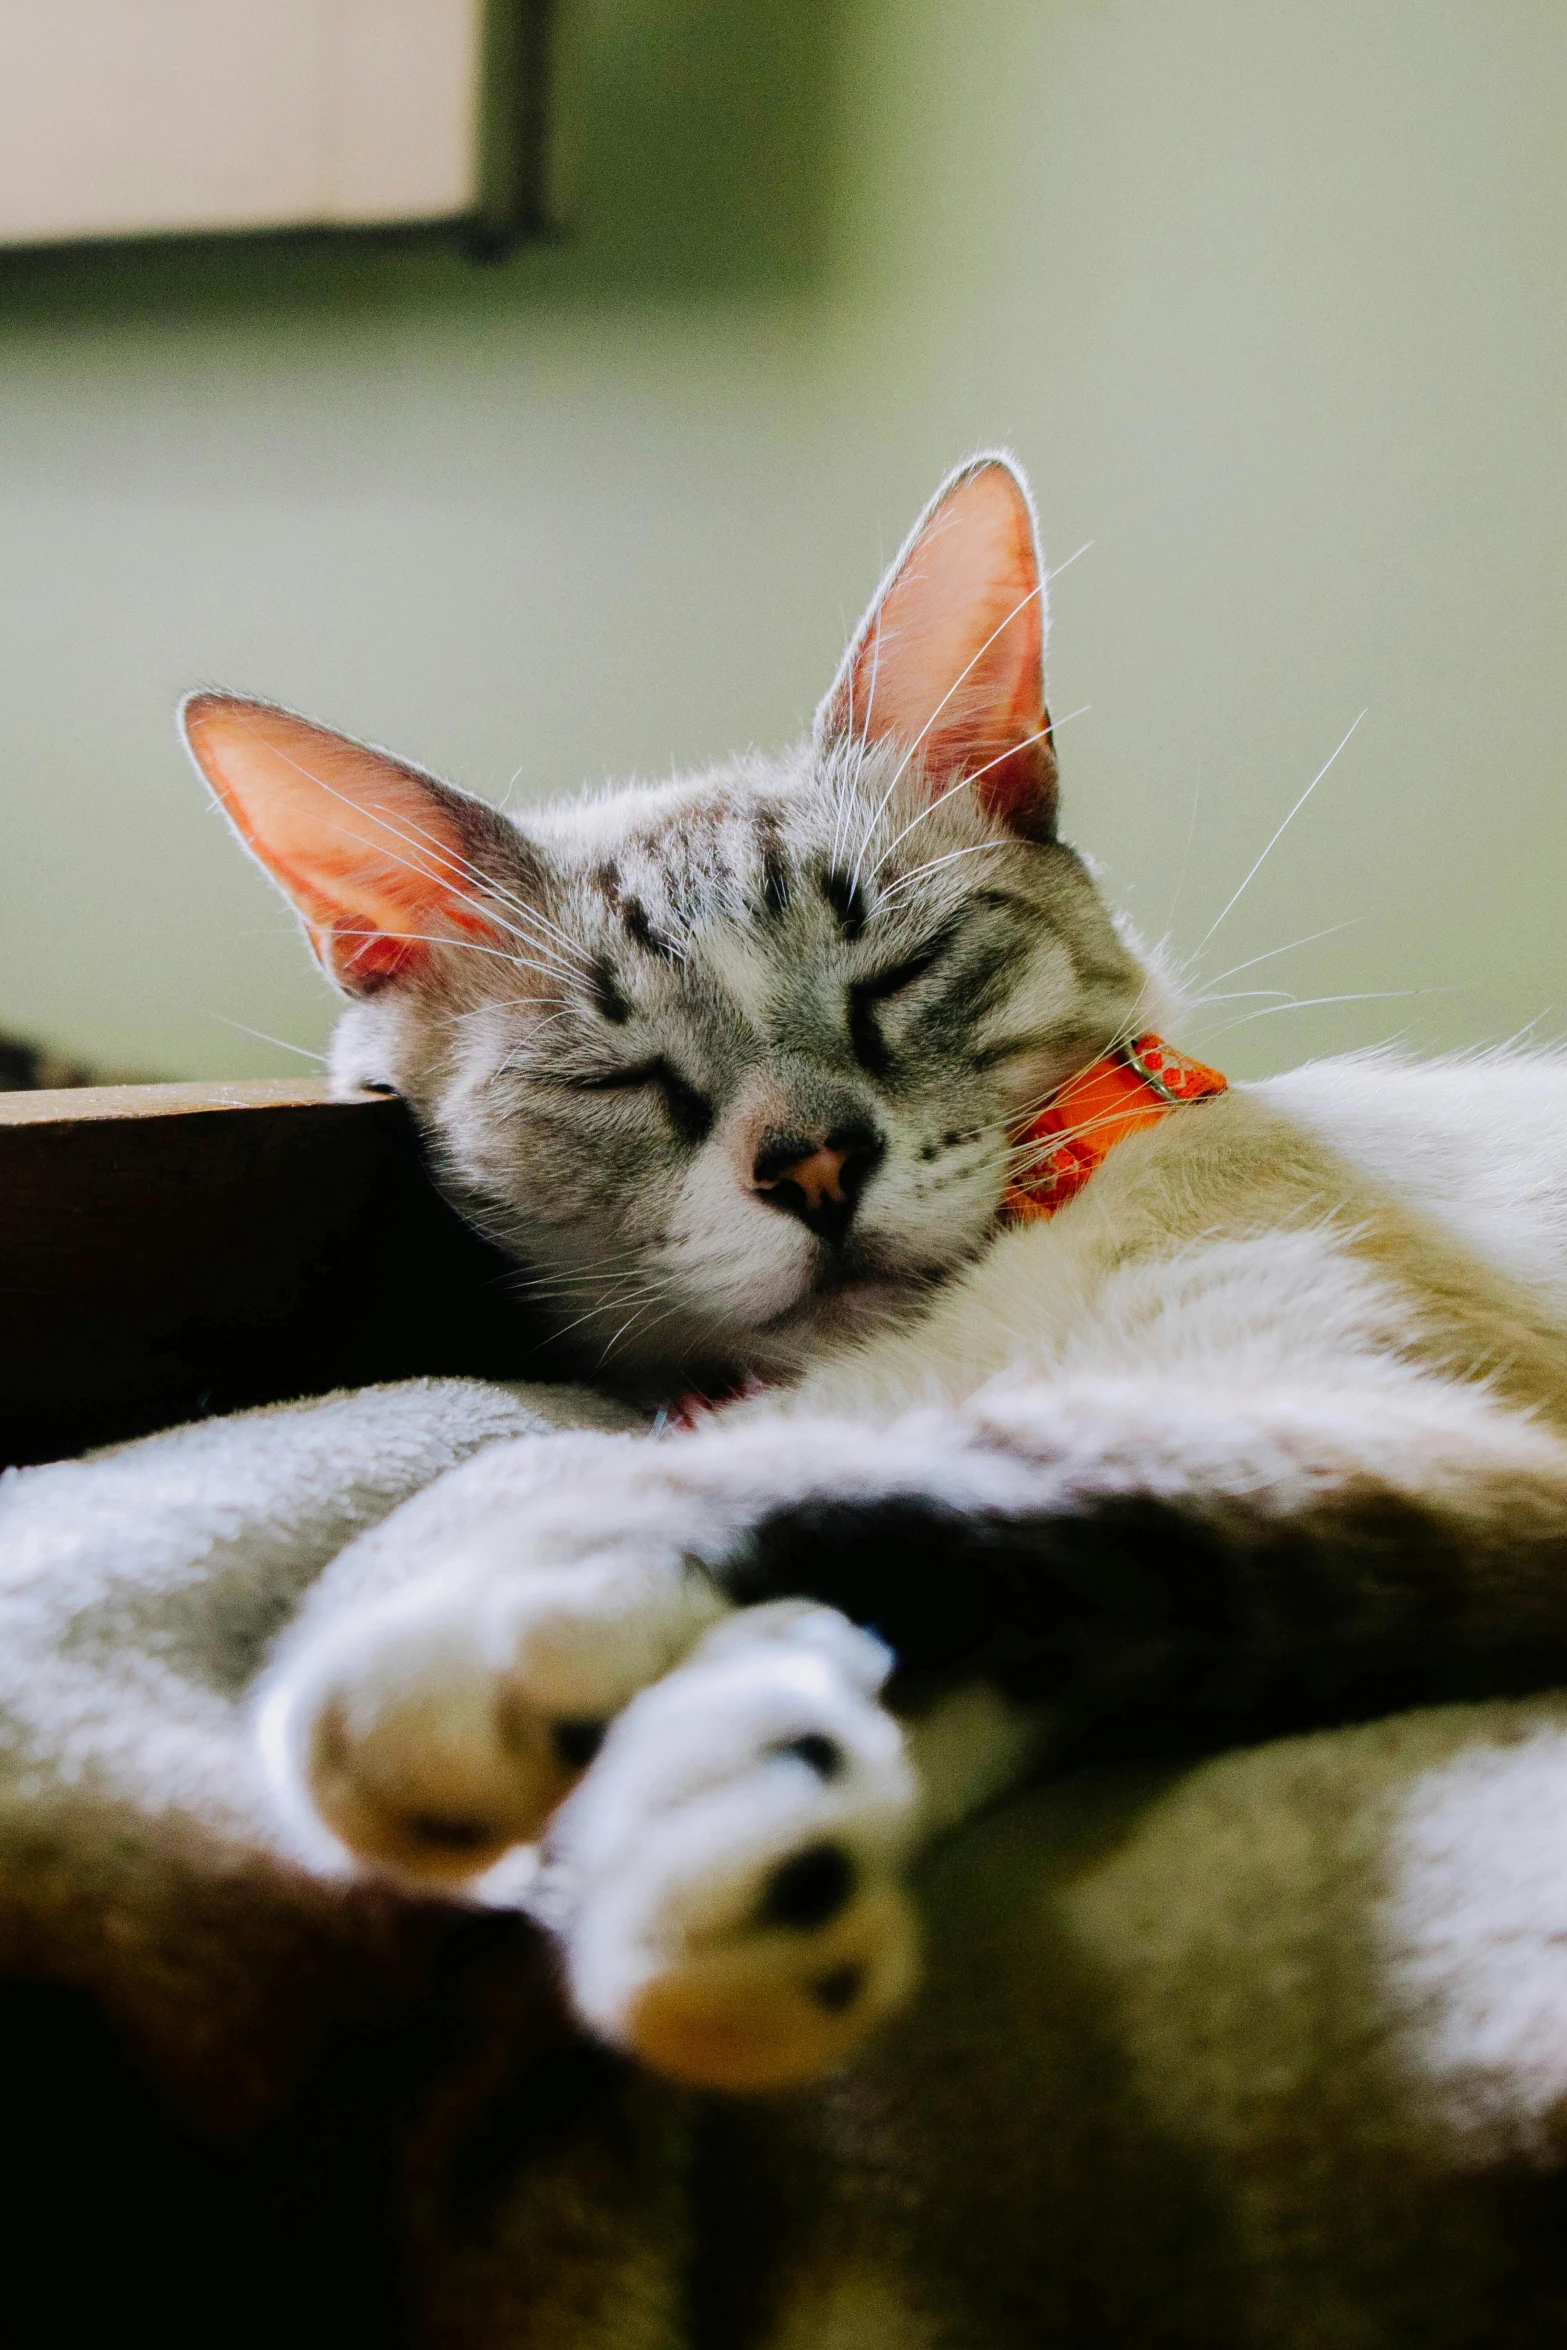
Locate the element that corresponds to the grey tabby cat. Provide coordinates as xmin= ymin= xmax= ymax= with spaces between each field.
xmin=181 ymin=454 xmax=1567 ymax=2093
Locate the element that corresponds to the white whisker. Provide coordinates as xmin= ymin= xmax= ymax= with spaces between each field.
xmin=1044 ymin=539 xmax=1093 ymax=585
xmin=1186 ymin=987 xmax=1301 ymax=1010
xmin=597 ymin=1298 xmax=675 ymax=1362
xmin=328 ymin=927 xmax=570 ymax=984
xmin=869 ymin=707 xmax=1090 ymax=884
xmin=323 ymin=767 xmax=590 ymax=970
xmin=547 ymin=1276 xmax=673 ymax=1348
xmin=1193 ymin=984 xmax=1463 ymax=1047
xmin=878 ymin=840 xmax=1008 ymax=902
xmin=306 ymin=805 xmax=583 ymax=983
xmin=1190 ymin=711 xmax=1368 ymax=958
xmin=1160 ymin=771 xmax=1202 ymax=942
xmin=219 ymin=713 xmax=589 ymax=977
xmin=1197 ymin=920 xmax=1362 ymax=992
xmin=208 ymin=1014 xmax=329 ymax=1065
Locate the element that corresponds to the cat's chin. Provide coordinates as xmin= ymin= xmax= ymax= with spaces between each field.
xmin=743 ymin=1230 xmax=971 ymax=1360
xmin=752 ymin=1273 xmax=924 ymax=1359
xmin=600 ymin=1279 xmax=921 ymax=1397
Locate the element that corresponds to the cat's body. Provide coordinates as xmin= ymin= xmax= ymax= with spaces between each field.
xmin=168 ymin=454 xmax=1567 ymax=2091
xmin=8 ymin=451 xmax=1567 ymax=2339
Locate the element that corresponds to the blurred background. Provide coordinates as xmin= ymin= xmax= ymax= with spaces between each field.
xmin=1 ymin=0 xmax=1562 ymax=1084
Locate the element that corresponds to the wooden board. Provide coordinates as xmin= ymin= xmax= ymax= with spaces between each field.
xmin=0 ymin=1081 xmax=548 ymax=1468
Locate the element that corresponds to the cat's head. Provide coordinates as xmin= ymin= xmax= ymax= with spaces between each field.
xmin=182 ymin=456 xmax=1154 ymax=1387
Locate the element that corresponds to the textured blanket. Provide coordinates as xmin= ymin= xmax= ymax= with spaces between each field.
xmin=2 ymin=1380 xmax=1565 ymax=2348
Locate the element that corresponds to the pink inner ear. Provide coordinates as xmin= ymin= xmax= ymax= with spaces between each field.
xmin=182 ymin=696 xmax=503 ymax=992
xmin=823 ymin=459 xmax=1057 ymax=832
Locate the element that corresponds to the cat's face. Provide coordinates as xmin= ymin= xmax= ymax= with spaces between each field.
xmin=183 ymin=456 xmax=1150 ymax=1385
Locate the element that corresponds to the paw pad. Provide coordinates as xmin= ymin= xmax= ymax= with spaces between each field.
xmin=256 ymin=1558 xmax=728 ymax=1886
xmin=811 ymin=1962 xmax=865 ymax=2013
xmin=544 ymin=1605 xmax=923 ymax=2090
xmin=549 ymin=1717 xmax=609 ymax=1770
xmin=760 ymin=1842 xmax=856 ymax=1929
xmin=776 ymin=1732 xmax=845 ymax=1780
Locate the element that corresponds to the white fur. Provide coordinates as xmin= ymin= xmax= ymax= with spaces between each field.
xmin=1265 ymin=1047 xmax=1567 ymax=1320
xmin=0 ymin=1379 xmax=566 ymax=1841
xmin=163 ymin=459 xmax=1567 ymax=2092
xmin=544 ymin=1604 xmax=917 ymax=2076
xmin=237 ymin=1050 xmax=1567 ymax=2088
xmin=1383 ymin=1726 xmax=1567 ymax=2164
xmin=782 ymin=1051 xmax=1567 ymax=1423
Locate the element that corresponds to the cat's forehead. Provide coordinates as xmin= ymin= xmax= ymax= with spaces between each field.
xmin=514 ymin=738 xmax=1039 ymax=1044
xmin=538 ymin=747 xmax=866 ymax=943
xmin=540 ymin=735 xmax=994 ymax=904
xmin=541 ymin=748 xmax=821 ymax=872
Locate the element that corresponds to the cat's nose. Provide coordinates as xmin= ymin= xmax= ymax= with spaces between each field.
xmin=752 ymin=1125 xmax=884 ymax=1246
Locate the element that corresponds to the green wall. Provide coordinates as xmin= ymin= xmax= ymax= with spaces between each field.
xmin=2 ymin=0 xmax=1563 ymax=1080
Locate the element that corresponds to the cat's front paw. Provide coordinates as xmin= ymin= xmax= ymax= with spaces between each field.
xmin=256 ymin=1547 xmax=729 ymax=1885
xmin=536 ymin=1603 xmax=921 ymax=2091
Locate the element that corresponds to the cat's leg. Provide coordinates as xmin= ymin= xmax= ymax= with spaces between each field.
xmin=525 ymin=1368 xmax=1567 ymax=2086
xmin=258 ymin=1417 xmax=1003 ymax=2092
xmin=720 ymin=1372 xmax=1567 ymax=1737
xmin=254 ymin=1428 xmax=739 ymax=1882
xmin=257 ymin=1408 xmax=1046 ymax=1894
xmin=264 ymin=1365 xmax=1567 ymax=2087
xmin=528 ymin=1599 xmax=929 ymax=2089
xmin=262 ymin=1417 xmax=1030 ymax=2087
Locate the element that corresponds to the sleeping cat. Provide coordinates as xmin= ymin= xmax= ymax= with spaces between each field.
xmin=181 ymin=453 xmax=1567 ymax=2092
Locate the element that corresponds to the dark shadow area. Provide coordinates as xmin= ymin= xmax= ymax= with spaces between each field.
xmin=0 ymin=1978 xmax=409 ymax=2350
xmin=0 ymin=0 xmax=847 ymax=334
xmin=0 ymin=1909 xmax=590 ymax=2350
xmin=0 ymin=1092 xmax=550 ymax=1471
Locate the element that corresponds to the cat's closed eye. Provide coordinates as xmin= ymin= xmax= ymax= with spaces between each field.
xmin=857 ymin=932 xmax=955 ymax=1003
xmin=566 ymin=1057 xmax=714 ymax=1145
xmin=847 ymin=930 xmax=955 ymax=1076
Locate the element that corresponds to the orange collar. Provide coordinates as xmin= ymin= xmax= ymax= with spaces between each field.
xmin=1001 ymin=1032 xmax=1227 ymax=1223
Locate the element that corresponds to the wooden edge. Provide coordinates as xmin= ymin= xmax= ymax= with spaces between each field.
xmin=1 ymin=1076 xmax=546 ymax=1464
xmin=0 ymin=1078 xmax=362 ymax=1127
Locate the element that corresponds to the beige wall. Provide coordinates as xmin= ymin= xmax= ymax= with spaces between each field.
xmin=2 ymin=0 xmax=1563 ymax=1081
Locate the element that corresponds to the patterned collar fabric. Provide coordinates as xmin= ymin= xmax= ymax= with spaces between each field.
xmin=1001 ymin=1033 xmax=1228 ymax=1224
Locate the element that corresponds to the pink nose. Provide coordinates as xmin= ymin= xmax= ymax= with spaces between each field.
xmin=751 ymin=1123 xmax=884 ymax=1245
xmin=753 ymin=1143 xmax=852 ymax=1214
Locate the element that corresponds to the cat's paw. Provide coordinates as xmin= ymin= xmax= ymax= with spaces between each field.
xmin=256 ymin=1550 xmax=730 ymax=1885
xmin=534 ymin=1603 xmax=921 ymax=2091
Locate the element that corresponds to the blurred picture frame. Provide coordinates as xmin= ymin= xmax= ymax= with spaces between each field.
xmin=0 ymin=0 xmax=553 ymax=258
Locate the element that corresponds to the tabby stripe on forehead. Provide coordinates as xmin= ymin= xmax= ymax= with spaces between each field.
xmin=757 ymin=816 xmax=791 ymax=915
xmin=821 ymin=866 xmax=868 ymax=940
xmin=590 ymin=957 xmax=632 ymax=1025
xmin=624 ymin=899 xmax=680 ymax=960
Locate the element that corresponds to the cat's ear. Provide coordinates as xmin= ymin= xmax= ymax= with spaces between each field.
xmin=180 ymin=694 xmax=535 ymax=995
xmin=815 ymin=453 xmax=1057 ymax=839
